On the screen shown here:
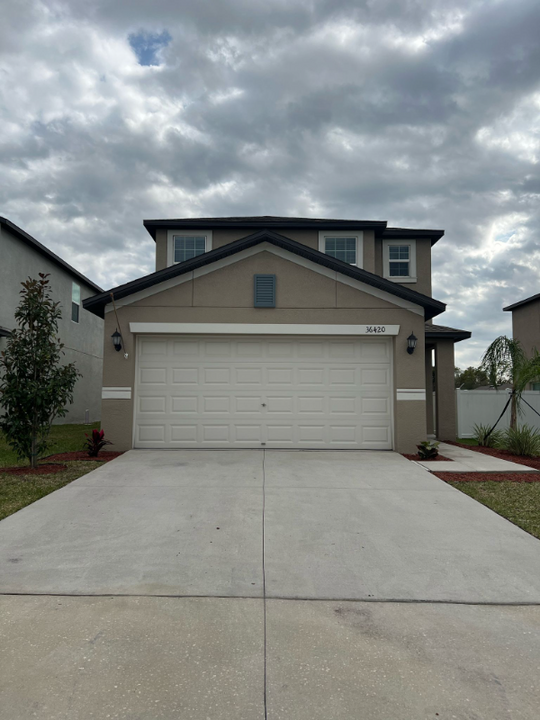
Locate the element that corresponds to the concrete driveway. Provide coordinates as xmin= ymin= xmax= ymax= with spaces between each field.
xmin=2 ymin=450 xmax=540 ymax=718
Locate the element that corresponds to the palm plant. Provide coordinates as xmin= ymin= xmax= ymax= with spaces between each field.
xmin=480 ymin=336 xmax=540 ymax=429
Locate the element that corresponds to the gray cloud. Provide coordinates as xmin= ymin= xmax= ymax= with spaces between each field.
xmin=1 ymin=0 xmax=540 ymax=366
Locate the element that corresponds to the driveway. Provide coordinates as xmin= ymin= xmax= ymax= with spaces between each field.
xmin=2 ymin=450 xmax=540 ymax=718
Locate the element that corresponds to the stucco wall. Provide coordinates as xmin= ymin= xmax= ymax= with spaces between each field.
xmin=0 ymin=225 xmax=103 ymax=423
xmin=101 ymin=251 xmax=427 ymax=453
xmin=512 ymin=300 xmax=540 ymax=359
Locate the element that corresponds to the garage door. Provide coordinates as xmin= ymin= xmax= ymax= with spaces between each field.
xmin=134 ymin=335 xmax=393 ymax=449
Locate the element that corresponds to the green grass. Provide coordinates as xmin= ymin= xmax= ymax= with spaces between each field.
xmin=0 ymin=422 xmax=102 ymax=521
xmin=456 ymin=438 xmax=479 ymax=446
xmin=0 ymin=422 xmax=99 ymax=466
xmin=448 ymin=481 xmax=540 ymax=540
xmin=0 ymin=462 xmax=101 ymax=521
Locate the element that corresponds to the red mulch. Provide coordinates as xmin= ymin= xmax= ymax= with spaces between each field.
xmin=435 ymin=472 xmax=540 ymax=483
xmin=447 ymin=441 xmax=540 ymax=470
xmin=2 ymin=463 xmax=68 ymax=476
xmin=402 ymin=454 xmax=452 ymax=462
xmin=44 ymin=451 xmax=124 ymax=462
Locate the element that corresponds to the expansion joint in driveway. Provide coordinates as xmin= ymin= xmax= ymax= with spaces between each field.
xmin=262 ymin=449 xmax=268 ymax=720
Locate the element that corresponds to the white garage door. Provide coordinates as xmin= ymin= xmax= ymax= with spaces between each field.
xmin=134 ymin=335 xmax=393 ymax=449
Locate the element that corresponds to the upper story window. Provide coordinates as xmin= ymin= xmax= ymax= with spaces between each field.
xmin=318 ymin=231 xmax=363 ymax=267
xmin=383 ymin=239 xmax=417 ymax=283
xmin=167 ymin=230 xmax=213 ymax=265
xmin=71 ymin=282 xmax=80 ymax=323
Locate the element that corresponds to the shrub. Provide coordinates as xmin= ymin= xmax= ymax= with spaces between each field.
xmin=502 ymin=425 xmax=540 ymax=457
xmin=417 ymin=440 xmax=440 ymax=459
xmin=84 ymin=429 xmax=113 ymax=457
xmin=472 ymin=423 xmax=504 ymax=448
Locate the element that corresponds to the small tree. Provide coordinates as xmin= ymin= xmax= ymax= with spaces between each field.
xmin=0 ymin=274 xmax=81 ymax=467
xmin=480 ymin=336 xmax=540 ymax=429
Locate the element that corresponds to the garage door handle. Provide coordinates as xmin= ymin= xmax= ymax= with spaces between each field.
xmin=262 ymin=403 xmax=266 ymax=407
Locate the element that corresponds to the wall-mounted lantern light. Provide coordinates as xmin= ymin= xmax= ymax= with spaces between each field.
xmin=407 ymin=332 xmax=418 ymax=355
xmin=111 ymin=329 xmax=123 ymax=352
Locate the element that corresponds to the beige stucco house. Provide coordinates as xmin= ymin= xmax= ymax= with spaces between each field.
xmin=83 ymin=217 xmax=470 ymax=453
xmin=504 ymin=293 xmax=540 ymax=389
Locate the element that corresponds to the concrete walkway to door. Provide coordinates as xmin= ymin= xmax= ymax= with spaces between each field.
xmin=2 ymin=450 xmax=540 ymax=718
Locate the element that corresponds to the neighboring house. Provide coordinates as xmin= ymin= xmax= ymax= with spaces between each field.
xmin=504 ymin=293 xmax=540 ymax=390
xmin=0 ymin=217 xmax=104 ymax=423
xmin=83 ymin=216 xmax=471 ymax=453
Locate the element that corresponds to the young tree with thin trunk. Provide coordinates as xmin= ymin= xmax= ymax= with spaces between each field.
xmin=0 ymin=274 xmax=81 ymax=468
xmin=480 ymin=336 xmax=540 ymax=429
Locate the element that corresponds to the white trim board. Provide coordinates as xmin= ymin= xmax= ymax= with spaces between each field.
xmin=396 ymin=389 xmax=426 ymax=401
xmin=106 ymin=242 xmax=424 ymax=316
xmin=102 ymin=387 xmax=132 ymax=399
xmin=129 ymin=323 xmax=401 ymax=336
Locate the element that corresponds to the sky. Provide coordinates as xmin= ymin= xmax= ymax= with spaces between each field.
xmin=1 ymin=0 xmax=539 ymax=368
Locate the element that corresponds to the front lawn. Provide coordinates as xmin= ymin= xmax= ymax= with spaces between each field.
xmin=0 ymin=422 xmax=99 ymax=466
xmin=0 ymin=461 xmax=101 ymax=521
xmin=442 ymin=477 xmax=540 ymax=540
xmin=0 ymin=422 xmax=103 ymax=521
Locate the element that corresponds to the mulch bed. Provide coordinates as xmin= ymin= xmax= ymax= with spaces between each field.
xmin=1 ymin=463 xmax=68 ymax=476
xmin=43 ymin=451 xmax=124 ymax=462
xmin=402 ymin=454 xmax=452 ymax=462
xmin=435 ymin=472 xmax=540 ymax=483
xmin=447 ymin=441 xmax=540 ymax=470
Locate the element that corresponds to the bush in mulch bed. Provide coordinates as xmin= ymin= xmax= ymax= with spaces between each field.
xmin=43 ymin=451 xmax=124 ymax=463
xmin=2 ymin=463 xmax=68 ymax=476
xmin=435 ymin=472 xmax=540 ymax=483
xmin=447 ymin=441 xmax=540 ymax=470
xmin=402 ymin=453 xmax=452 ymax=462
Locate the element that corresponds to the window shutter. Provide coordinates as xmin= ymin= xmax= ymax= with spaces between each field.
xmin=254 ymin=274 xmax=276 ymax=307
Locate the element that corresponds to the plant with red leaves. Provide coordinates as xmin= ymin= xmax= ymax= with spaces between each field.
xmin=84 ymin=429 xmax=113 ymax=457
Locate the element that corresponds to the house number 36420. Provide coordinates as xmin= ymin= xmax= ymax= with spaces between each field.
xmin=365 ymin=326 xmax=386 ymax=333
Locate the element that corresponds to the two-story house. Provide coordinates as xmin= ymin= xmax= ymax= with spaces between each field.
xmin=83 ymin=217 xmax=470 ymax=452
xmin=0 ymin=217 xmax=104 ymax=423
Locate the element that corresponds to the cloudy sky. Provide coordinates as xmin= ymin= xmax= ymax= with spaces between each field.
xmin=1 ymin=0 xmax=539 ymax=367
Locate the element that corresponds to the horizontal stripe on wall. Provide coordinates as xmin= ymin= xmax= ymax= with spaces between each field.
xmin=102 ymin=387 xmax=132 ymax=400
xmin=396 ymin=389 xmax=426 ymax=401
xmin=129 ymin=322 xmax=401 ymax=336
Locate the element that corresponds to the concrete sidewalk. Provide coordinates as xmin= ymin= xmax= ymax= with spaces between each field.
xmin=416 ymin=441 xmax=539 ymax=472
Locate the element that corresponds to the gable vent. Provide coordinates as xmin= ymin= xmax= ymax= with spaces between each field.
xmin=254 ymin=274 xmax=276 ymax=308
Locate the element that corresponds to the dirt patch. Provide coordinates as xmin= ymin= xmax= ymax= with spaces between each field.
xmin=448 ymin=442 xmax=540 ymax=470
xmin=44 ymin=451 xmax=124 ymax=462
xmin=435 ymin=472 xmax=540 ymax=483
xmin=2 ymin=463 xmax=68 ymax=476
xmin=402 ymin=454 xmax=452 ymax=462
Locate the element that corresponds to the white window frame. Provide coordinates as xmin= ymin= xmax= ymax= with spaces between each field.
xmin=383 ymin=239 xmax=417 ymax=283
xmin=318 ymin=230 xmax=363 ymax=268
xmin=71 ymin=282 xmax=81 ymax=324
xmin=167 ymin=230 xmax=213 ymax=266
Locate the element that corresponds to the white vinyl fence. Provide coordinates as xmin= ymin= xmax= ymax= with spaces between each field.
xmin=456 ymin=389 xmax=540 ymax=438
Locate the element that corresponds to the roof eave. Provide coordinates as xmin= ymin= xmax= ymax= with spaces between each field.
xmin=0 ymin=217 xmax=103 ymax=294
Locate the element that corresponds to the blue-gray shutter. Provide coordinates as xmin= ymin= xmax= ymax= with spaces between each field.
xmin=254 ymin=274 xmax=276 ymax=307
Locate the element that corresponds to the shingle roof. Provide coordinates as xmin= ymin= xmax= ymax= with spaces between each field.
xmin=84 ymin=228 xmax=446 ymax=320
xmin=425 ymin=323 xmax=471 ymax=342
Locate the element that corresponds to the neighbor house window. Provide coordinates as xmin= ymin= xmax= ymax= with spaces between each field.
xmin=71 ymin=283 xmax=80 ymax=323
xmin=383 ymin=240 xmax=417 ymax=282
xmin=167 ymin=230 xmax=213 ymax=266
xmin=318 ymin=231 xmax=363 ymax=267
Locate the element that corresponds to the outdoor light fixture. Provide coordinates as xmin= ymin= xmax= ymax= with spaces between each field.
xmin=111 ymin=329 xmax=123 ymax=352
xmin=407 ymin=332 xmax=418 ymax=355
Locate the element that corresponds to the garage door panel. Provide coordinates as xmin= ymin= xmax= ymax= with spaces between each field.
xmin=134 ymin=335 xmax=393 ymax=449
xmin=171 ymin=396 xmax=198 ymax=413
xmin=172 ymin=368 xmax=198 ymax=385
